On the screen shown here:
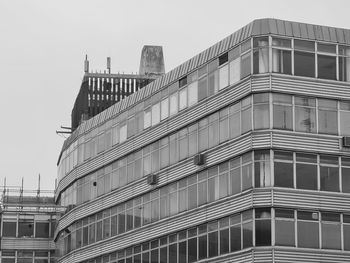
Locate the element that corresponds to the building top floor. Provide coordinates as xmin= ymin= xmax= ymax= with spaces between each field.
xmin=58 ymin=18 xmax=350 ymax=167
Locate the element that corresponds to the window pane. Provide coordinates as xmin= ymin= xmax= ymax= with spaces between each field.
xmin=178 ymin=241 xmax=186 ymax=263
xmin=320 ymin=166 xmax=339 ymax=192
xmin=208 ymin=70 xmax=218 ymax=96
xmin=296 ymin=163 xmax=317 ymax=190
xmin=18 ymin=220 xmax=34 ymax=237
xmin=344 ymin=225 xmax=350 ymax=250
xmin=188 ymin=82 xmax=198 ymax=106
xmin=198 ymin=77 xmax=207 ymax=101
xmin=342 ymin=167 xmax=350 ymax=193
xmin=318 ymin=55 xmax=336 ymax=80
xmin=241 ymin=107 xmax=252 ymax=133
xmin=339 ymin=56 xmax=350 ymax=82
xmin=255 ymin=219 xmax=271 ymax=246
xmin=219 ymin=64 xmax=229 ymax=90
xmin=321 ymin=223 xmax=341 ymax=249
xmin=229 ymin=58 xmax=240 ymax=85
xmin=3 ymin=222 xmax=16 ymax=237
xmin=208 ymin=231 xmax=218 ymax=257
xmin=169 ymin=93 xmax=178 ymax=116
xmin=230 ymin=224 xmax=241 ymax=251
xmin=297 ymin=221 xmax=319 ymax=248
xmin=242 ymin=222 xmax=253 ymax=248
xmin=220 ymin=228 xmax=229 ymax=254
xmin=198 ymin=235 xmax=207 ymax=259
xmin=295 ymin=107 xmax=316 ymax=133
xmin=340 ymin=111 xmax=350 ymax=136
xmin=318 ymin=109 xmax=337 ymax=135
xmin=294 ymin=51 xmax=315 ymax=78
xmin=242 ymin=163 xmax=253 ymax=190
xmin=254 ymin=151 xmax=271 ymax=187
xmin=274 ymin=162 xmax=293 ymax=188
xmin=179 ymin=88 xmax=187 ymax=110
xmin=144 ymin=109 xmax=151 ymax=129
xmin=254 ymin=104 xmax=269 ymax=129
xmin=253 ymin=48 xmax=269 ymax=74
xmin=275 ymin=220 xmax=295 ymax=246
xmin=272 ymin=49 xmax=291 ymax=74
xmin=295 ymin=40 xmax=315 ymax=51
xmin=36 ymin=222 xmax=49 ymax=238
xmin=160 ymin=98 xmax=169 ymax=120
xmin=273 ymin=105 xmax=292 ymax=130
xmin=230 ymin=167 xmax=241 ymax=194
xmin=188 ymin=237 xmax=197 ymax=262
xmin=241 ymin=53 xmax=251 ymax=79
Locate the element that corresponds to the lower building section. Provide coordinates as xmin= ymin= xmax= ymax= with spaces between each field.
xmin=62 ymin=207 xmax=350 ymax=263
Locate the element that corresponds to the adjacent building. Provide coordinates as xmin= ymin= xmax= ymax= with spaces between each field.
xmin=0 ymin=187 xmax=58 ymax=263
xmin=55 ymin=18 xmax=350 ymax=263
xmin=71 ymin=46 xmax=165 ymax=131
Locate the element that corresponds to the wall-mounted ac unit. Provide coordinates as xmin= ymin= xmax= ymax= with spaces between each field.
xmin=343 ymin=137 xmax=350 ymax=147
xmin=194 ymin=153 xmax=205 ymax=166
xmin=147 ymin=174 xmax=157 ymax=185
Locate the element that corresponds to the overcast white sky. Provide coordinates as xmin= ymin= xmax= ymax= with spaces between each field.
xmin=0 ymin=0 xmax=349 ymax=191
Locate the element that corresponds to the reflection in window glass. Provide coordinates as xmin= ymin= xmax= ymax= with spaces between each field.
xmin=151 ymin=103 xmax=160 ymax=126
xmin=241 ymin=53 xmax=251 ymax=79
xmin=318 ymin=99 xmax=337 ymax=135
xmin=254 ymin=151 xmax=271 ymax=187
xmin=198 ymin=77 xmax=207 ymax=101
xmin=179 ymin=88 xmax=187 ymax=111
xmin=229 ymin=58 xmax=240 ymax=85
xmin=339 ymin=56 xmax=350 ymax=82
xmin=160 ymin=98 xmax=169 ymax=121
xmin=272 ymin=49 xmax=292 ymax=74
xmin=253 ymin=47 xmax=269 ymax=74
xmin=219 ymin=64 xmax=229 ymax=90
xmin=208 ymin=70 xmax=218 ymax=96
xmin=188 ymin=82 xmax=198 ymax=106
xmin=169 ymin=92 xmax=178 ymax=116
xmin=144 ymin=109 xmax=151 ymax=129
xmin=295 ymin=106 xmax=316 ymax=133
xmin=297 ymin=212 xmax=319 ymax=248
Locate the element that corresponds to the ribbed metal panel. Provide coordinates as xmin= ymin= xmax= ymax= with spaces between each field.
xmin=55 ymin=79 xmax=252 ymax=197
xmin=1 ymin=238 xmax=55 ymax=250
xmin=273 ymin=189 xmax=350 ymax=212
xmin=271 ymin=131 xmax=341 ymax=154
xmin=59 ymin=193 xmax=254 ymax=263
xmin=271 ymin=74 xmax=350 ymax=99
xmin=274 ymin=248 xmax=350 ymax=263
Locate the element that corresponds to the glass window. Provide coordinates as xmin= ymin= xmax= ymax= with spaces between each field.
xmin=255 ymin=209 xmax=271 ymax=246
xmin=294 ymin=51 xmax=315 ymax=78
xmin=297 ymin=211 xmax=319 ymax=248
xmin=253 ymin=37 xmax=269 ymax=74
xmin=208 ymin=113 xmax=219 ymax=148
xmin=3 ymin=221 xmax=16 ymax=237
xmin=242 ymin=153 xmax=253 ymax=190
xmin=229 ymin=57 xmax=240 ymax=85
xmin=339 ymin=51 xmax=350 ymax=82
xmin=253 ymin=93 xmax=269 ymax=130
xmin=294 ymin=40 xmax=315 ymax=52
xmin=208 ymin=70 xmax=218 ymax=96
xmin=188 ymin=124 xmax=198 ymax=156
xmin=188 ymin=81 xmax=198 ymax=106
xmin=178 ymin=128 xmax=188 ymax=161
xmin=273 ymin=94 xmax=292 ymax=130
xmin=275 ymin=209 xmax=295 ymax=246
xmin=340 ymin=101 xmax=350 ymax=134
xmin=318 ymin=99 xmax=338 ymax=135
xmin=342 ymin=157 xmax=350 ymax=193
xmin=318 ymin=55 xmax=336 ymax=80
xmin=230 ymin=158 xmax=241 ymax=194
xmin=241 ymin=97 xmax=252 ymax=133
xmin=344 ymin=215 xmax=350 ymax=251
xmin=272 ymin=49 xmax=291 ymax=74
xmin=219 ymin=108 xmax=229 ymax=143
xmin=144 ymin=108 xmax=151 ymax=129
xmin=320 ymin=156 xmax=339 ymax=192
xmin=208 ymin=231 xmax=218 ymax=257
xmin=151 ymin=103 xmax=160 ymax=126
xmin=321 ymin=213 xmax=341 ymax=249
xmin=295 ymin=97 xmax=316 ymax=133
xmin=219 ymin=64 xmax=229 ymax=90
xmin=230 ymin=103 xmax=241 ymax=138
xmin=179 ymin=88 xmax=187 ymax=110
xmin=296 ymin=153 xmax=317 ymax=190
xmin=254 ymin=151 xmax=271 ymax=187
xmin=18 ymin=220 xmax=34 ymax=237
xmin=198 ymin=77 xmax=207 ymax=101
xmin=35 ymin=222 xmax=50 ymax=238
xmin=274 ymin=151 xmax=294 ymax=188
xmin=169 ymin=92 xmax=178 ymax=116
xmin=241 ymin=53 xmax=251 ymax=79
xmin=230 ymin=216 xmax=241 ymax=251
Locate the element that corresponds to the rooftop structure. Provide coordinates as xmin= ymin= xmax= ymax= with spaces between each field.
xmin=70 ymin=45 xmax=165 ymax=131
xmin=55 ymin=18 xmax=350 ymax=263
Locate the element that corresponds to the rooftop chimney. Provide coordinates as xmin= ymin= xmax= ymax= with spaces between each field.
xmin=139 ymin=46 xmax=165 ymax=75
xmin=84 ymin=55 xmax=89 ymax=73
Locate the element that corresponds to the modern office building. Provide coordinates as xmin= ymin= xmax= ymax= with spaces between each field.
xmin=0 ymin=187 xmax=59 ymax=263
xmin=71 ymin=46 xmax=165 ymax=131
xmin=55 ymin=18 xmax=350 ymax=263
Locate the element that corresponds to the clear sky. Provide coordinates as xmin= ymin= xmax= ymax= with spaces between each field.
xmin=0 ymin=0 xmax=349 ymax=191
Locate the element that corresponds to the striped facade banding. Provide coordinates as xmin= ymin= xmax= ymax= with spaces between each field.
xmin=56 ymin=18 xmax=350 ymax=263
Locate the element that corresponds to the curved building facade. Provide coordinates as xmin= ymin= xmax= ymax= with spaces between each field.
xmin=55 ymin=18 xmax=350 ymax=263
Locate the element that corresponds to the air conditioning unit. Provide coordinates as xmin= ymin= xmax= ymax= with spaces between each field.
xmin=147 ymin=174 xmax=157 ymax=185
xmin=343 ymin=137 xmax=350 ymax=147
xmin=194 ymin=153 xmax=205 ymax=166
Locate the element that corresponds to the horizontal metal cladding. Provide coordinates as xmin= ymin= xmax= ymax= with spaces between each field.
xmin=1 ymin=238 xmax=55 ymax=250
xmin=271 ymin=74 xmax=350 ymax=99
xmin=250 ymin=75 xmax=270 ymax=92
xmin=58 ymin=192 xmax=255 ymax=263
xmin=55 ymin=78 xmax=252 ymax=199
xmin=55 ymin=133 xmax=255 ymax=234
xmin=273 ymin=188 xmax=350 ymax=212
xmin=271 ymin=131 xmax=342 ymax=154
xmin=274 ymin=248 xmax=350 ymax=262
